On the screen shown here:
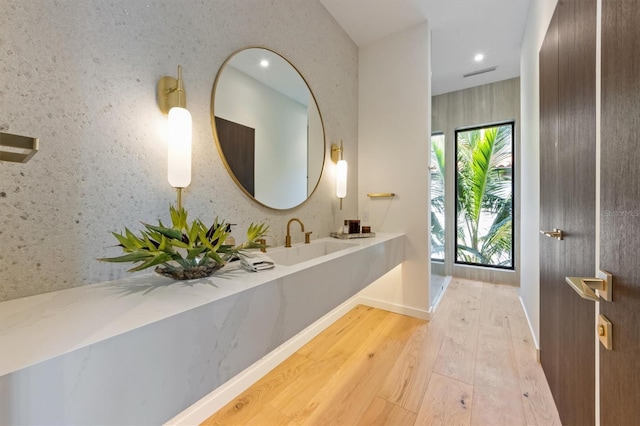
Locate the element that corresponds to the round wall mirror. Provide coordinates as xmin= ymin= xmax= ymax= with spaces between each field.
xmin=211 ymin=47 xmax=325 ymax=210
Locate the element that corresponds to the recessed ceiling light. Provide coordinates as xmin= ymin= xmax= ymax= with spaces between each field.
xmin=474 ymin=53 xmax=484 ymax=62
xmin=260 ymin=59 xmax=269 ymax=68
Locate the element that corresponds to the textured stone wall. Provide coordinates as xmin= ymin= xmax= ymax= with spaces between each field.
xmin=0 ymin=0 xmax=358 ymax=301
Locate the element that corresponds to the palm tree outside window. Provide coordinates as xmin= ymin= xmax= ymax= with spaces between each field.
xmin=455 ymin=122 xmax=514 ymax=269
xmin=430 ymin=133 xmax=445 ymax=261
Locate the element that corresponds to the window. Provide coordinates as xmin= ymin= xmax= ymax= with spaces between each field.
xmin=430 ymin=133 xmax=445 ymax=261
xmin=455 ymin=122 xmax=514 ymax=269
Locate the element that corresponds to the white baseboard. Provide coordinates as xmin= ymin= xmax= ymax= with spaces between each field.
xmin=519 ymin=295 xmax=540 ymax=350
xmin=357 ymin=296 xmax=430 ymax=320
xmin=164 ymin=294 xmax=362 ymax=425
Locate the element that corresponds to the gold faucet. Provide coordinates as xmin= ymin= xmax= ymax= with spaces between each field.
xmin=285 ymin=218 xmax=305 ymax=247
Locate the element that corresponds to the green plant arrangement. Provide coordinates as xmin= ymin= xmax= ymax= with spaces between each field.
xmin=99 ymin=206 xmax=269 ymax=280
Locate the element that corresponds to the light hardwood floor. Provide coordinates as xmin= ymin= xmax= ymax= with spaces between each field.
xmin=202 ymin=279 xmax=561 ymax=425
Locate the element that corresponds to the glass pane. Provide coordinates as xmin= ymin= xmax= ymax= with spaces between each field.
xmin=455 ymin=123 xmax=513 ymax=269
xmin=430 ymin=133 xmax=445 ymax=261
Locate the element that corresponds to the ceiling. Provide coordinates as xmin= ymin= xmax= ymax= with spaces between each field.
xmin=320 ymin=0 xmax=532 ymax=96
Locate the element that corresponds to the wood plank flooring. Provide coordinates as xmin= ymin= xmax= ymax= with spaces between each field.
xmin=202 ymin=279 xmax=561 ymax=425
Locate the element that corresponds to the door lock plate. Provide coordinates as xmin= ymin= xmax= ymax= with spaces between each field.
xmin=598 ymin=314 xmax=613 ymax=350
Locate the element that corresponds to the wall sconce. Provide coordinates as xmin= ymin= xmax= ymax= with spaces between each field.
xmin=157 ymin=65 xmax=192 ymax=210
xmin=331 ymin=140 xmax=347 ymax=210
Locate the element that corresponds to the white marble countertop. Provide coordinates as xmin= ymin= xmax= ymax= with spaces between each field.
xmin=0 ymin=233 xmax=403 ymax=378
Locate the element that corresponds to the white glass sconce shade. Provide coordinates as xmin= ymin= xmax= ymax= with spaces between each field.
xmin=336 ymin=159 xmax=348 ymax=198
xmin=167 ymin=106 xmax=192 ymax=188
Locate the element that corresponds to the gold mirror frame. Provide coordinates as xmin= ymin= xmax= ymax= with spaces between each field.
xmin=211 ymin=47 xmax=326 ymax=210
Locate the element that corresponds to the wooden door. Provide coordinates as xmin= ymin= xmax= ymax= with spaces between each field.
xmin=215 ymin=116 xmax=256 ymax=196
xmin=539 ymin=0 xmax=597 ymax=424
xmin=539 ymin=7 xmax=562 ymax=406
xmin=599 ymin=2 xmax=640 ymax=423
xmin=556 ymin=1 xmax=597 ymax=423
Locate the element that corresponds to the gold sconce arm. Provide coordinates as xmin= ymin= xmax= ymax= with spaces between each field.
xmin=157 ymin=65 xmax=187 ymax=114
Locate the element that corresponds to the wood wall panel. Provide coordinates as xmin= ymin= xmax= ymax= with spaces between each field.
xmin=431 ymin=78 xmax=520 ymax=285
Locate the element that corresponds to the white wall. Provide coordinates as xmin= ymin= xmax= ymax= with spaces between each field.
xmin=519 ymin=0 xmax=558 ymax=347
xmin=357 ymin=22 xmax=431 ymax=317
xmin=0 ymin=0 xmax=358 ymax=302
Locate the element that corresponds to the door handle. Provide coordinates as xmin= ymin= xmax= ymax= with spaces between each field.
xmin=540 ymin=228 xmax=563 ymax=240
xmin=565 ymin=270 xmax=613 ymax=302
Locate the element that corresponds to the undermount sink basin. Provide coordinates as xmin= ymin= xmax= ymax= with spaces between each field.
xmin=267 ymin=239 xmax=357 ymax=266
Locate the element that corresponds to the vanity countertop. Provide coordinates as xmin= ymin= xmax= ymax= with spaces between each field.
xmin=0 ymin=233 xmax=404 ymax=378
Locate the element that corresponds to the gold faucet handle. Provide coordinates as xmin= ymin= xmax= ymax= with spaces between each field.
xmin=257 ymin=238 xmax=267 ymax=253
xmin=304 ymin=232 xmax=312 ymax=244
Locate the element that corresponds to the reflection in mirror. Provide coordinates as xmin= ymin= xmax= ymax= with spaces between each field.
xmin=212 ymin=48 xmax=325 ymax=210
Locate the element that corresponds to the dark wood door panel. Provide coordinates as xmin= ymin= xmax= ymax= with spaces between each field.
xmin=215 ymin=117 xmax=256 ymax=196
xmin=558 ymin=0 xmax=597 ymax=266
xmin=539 ymin=6 xmax=561 ymax=404
xmin=600 ymin=1 xmax=640 ymax=424
xmin=556 ymin=1 xmax=597 ymax=424
xmin=539 ymin=1 xmax=597 ymax=424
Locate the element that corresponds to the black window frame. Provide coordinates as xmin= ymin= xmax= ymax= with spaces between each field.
xmin=454 ymin=120 xmax=515 ymax=270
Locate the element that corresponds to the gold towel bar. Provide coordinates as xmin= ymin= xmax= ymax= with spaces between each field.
xmin=0 ymin=132 xmax=39 ymax=163
xmin=367 ymin=193 xmax=395 ymax=198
